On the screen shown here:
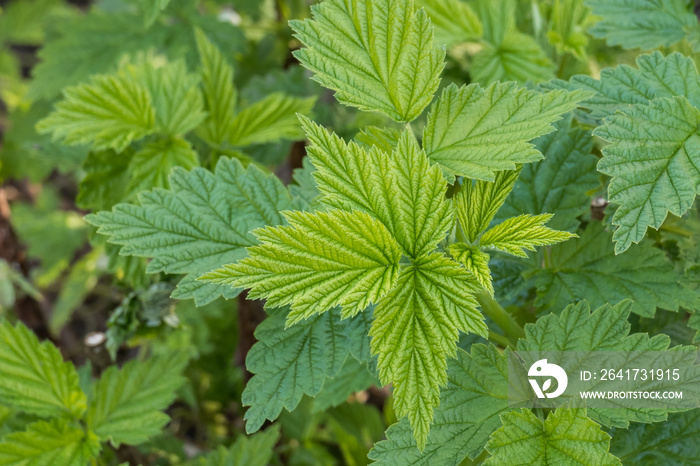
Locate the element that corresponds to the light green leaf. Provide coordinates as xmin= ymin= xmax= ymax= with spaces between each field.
xmin=371 ymin=253 xmax=486 ymax=450
xmin=471 ymin=32 xmax=555 ymax=85
xmin=415 ymin=0 xmax=482 ymax=46
xmin=290 ymin=0 xmax=444 ymax=122
xmin=301 ymin=117 xmax=455 ymax=258
xmin=129 ymin=60 xmax=207 ymax=137
xmin=484 ymin=408 xmax=620 ymax=466
xmin=547 ymin=0 xmax=592 ymax=61
xmin=37 ymin=73 xmax=155 ymax=152
xmin=544 ymin=51 xmax=700 ymax=120
xmin=228 ymin=94 xmax=316 ymax=146
xmin=586 ymin=0 xmax=696 ymax=50
xmin=0 ymin=320 xmax=86 ymax=419
xmin=447 ymin=243 xmax=492 ymax=295
xmin=355 ymin=126 xmax=402 ymax=153
xmin=87 ymin=157 xmax=295 ymax=305
xmin=241 ymin=308 xmax=350 ymax=433
xmin=519 ymin=300 xmax=699 ymax=427
xmin=496 ymin=115 xmax=599 ymax=231
xmin=369 ymin=344 xmax=510 ymax=465
xmin=472 ymin=0 xmax=514 ymax=44
xmin=456 ymin=168 xmax=520 ymax=243
xmin=195 ymin=425 xmax=280 ymax=466
xmin=533 ymin=222 xmax=700 ymax=317
xmin=609 ymin=411 xmax=700 ymax=465
xmin=480 ymin=214 xmax=576 ymax=258
xmin=595 ymin=96 xmax=700 ymax=252
xmin=77 ymin=149 xmax=132 ymax=211
xmin=87 ymin=352 xmax=187 ymax=446
xmin=0 ymin=419 xmax=101 ymax=466
xmin=194 ymin=27 xmax=237 ymax=146
xmin=125 ymin=137 xmax=200 ymax=196
xmin=423 ymin=83 xmax=592 ymax=181
xmin=203 ymin=209 xmax=402 ymax=324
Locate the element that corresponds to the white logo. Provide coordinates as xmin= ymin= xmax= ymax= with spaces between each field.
xmin=528 ymin=359 xmax=568 ymax=398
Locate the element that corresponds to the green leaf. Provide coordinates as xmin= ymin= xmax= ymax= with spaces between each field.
xmin=533 ymin=222 xmax=700 ymax=317
xmin=77 ymin=150 xmax=132 ymax=211
xmin=415 ymin=0 xmax=482 ymax=46
xmin=228 ymin=94 xmax=316 ymax=146
xmin=496 ymin=115 xmax=599 ymax=231
xmin=37 ymin=73 xmax=155 ymax=152
xmin=290 ymin=0 xmax=444 ymax=122
xmin=586 ymin=0 xmax=697 ymax=50
xmin=195 ymin=426 xmax=280 ymax=466
xmin=547 ymin=0 xmax=592 ymax=61
xmin=369 ymin=344 xmax=510 ymax=465
xmin=456 ymin=168 xmax=520 ymax=243
xmin=471 ymin=32 xmax=555 ymax=85
xmin=203 ymin=209 xmax=402 ymax=324
xmin=595 ymin=96 xmax=700 ymax=252
xmin=87 ymin=157 xmax=295 ymax=305
xmin=301 ymin=117 xmax=455 ymax=258
xmin=370 ymin=253 xmax=486 ymax=450
xmin=484 ymin=408 xmax=620 ymax=466
xmin=0 ymin=321 xmax=86 ymax=419
xmin=518 ymin=300 xmax=699 ymax=427
xmin=125 ymin=137 xmax=200 ymax=196
xmin=241 ymin=308 xmax=350 ymax=433
xmin=0 ymin=419 xmax=101 ymax=466
xmin=87 ymin=352 xmax=187 ymax=446
xmin=423 ymin=83 xmax=592 ymax=181
xmin=129 ymin=60 xmax=207 ymax=137
xmin=312 ymin=358 xmax=378 ymax=413
xmin=480 ymin=214 xmax=576 ymax=258
xmin=142 ymin=0 xmax=171 ymax=27
xmin=194 ymin=27 xmax=237 ymax=146
xmin=609 ymin=411 xmax=700 ymax=465
xmin=544 ymin=52 xmax=700 ymax=120
xmin=447 ymin=243 xmax=493 ymax=295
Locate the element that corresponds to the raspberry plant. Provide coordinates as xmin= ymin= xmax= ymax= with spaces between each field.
xmin=1 ymin=0 xmax=700 ymax=464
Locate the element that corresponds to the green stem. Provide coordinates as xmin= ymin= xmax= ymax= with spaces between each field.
xmin=476 ymin=289 xmax=525 ymax=344
xmin=487 ymin=331 xmax=512 ymax=349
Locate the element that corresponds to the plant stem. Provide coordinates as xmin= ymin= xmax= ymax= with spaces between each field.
xmin=487 ymin=330 xmax=512 ymax=349
xmin=476 ymin=289 xmax=525 ymax=344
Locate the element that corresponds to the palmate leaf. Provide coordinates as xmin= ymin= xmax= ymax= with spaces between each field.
xmin=0 ymin=419 xmax=101 ymax=466
xmin=290 ymin=0 xmax=444 ymax=122
xmin=301 ymin=116 xmax=454 ymax=258
xmin=36 ymin=73 xmax=155 ymax=152
xmin=447 ymin=243 xmax=492 ymax=295
xmin=369 ymin=344 xmax=510 ymax=465
xmin=0 ymin=321 xmax=86 ymax=419
xmin=609 ymin=411 xmax=700 ymax=465
xmin=544 ymin=52 xmax=700 ymax=120
xmin=87 ymin=351 xmax=188 ymax=446
xmin=125 ymin=137 xmax=199 ymax=196
xmin=423 ymin=83 xmax=592 ymax=181
xmin=533 ymin=222 xmax=700 ymax=317
xmin=204 ymin=209 xmax=402 ymax=324
xmin=241 ymin=308 xmax=351 ymax=433
xmin=496 ymin=115 xmax=599 ymax=231
xmin=484 ymin=408 xmax=620 ymax=466
xmin=87 ymin=157 xmax=295 ymax=305
xmin=415 ymin=0 xmax=482 ymax=46
xmin=479 ymin=214 xmax=576 ymax=258
xmin=471 ymin=32 xmax=555 ymax=85
xmin=371 ymin=253 xmax=486 ymax=449
xmin=595 ymin=96 xmax=700 ymax=252
xmin=586 ymin=0 xmax=697 ymax=51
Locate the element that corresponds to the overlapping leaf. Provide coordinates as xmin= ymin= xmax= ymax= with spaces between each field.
xmin=125 ymin=137 xmax=199 ymax=196
xmin=586 ymin=0 xmax=697 ymax=51
xmin=423 ymin=83 xmax=591 ymax=180
xmin=480 ymin=214 xmax=575 ymax=258
xmin=415 ymin=0 xmax=482 ymax=46
xmin=484 ymin=408 xmax=620 ymax=465
xmin=447 ymin=243 xmax=493 ymax=295
xmin=87 ymin=157 xmax=295 ymax=305
xmin=290 ymin=0 xmax=444 ymax=122
xmin=533 ymin=222 xmax=700 ymax=317
xmin=204 ymin=209 xmax=402 ymax=324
